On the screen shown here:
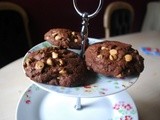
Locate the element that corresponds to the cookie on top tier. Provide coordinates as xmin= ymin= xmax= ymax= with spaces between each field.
xmin=85 ymin=41 xmax=144 ymax=78
xmin=23 ymin=47 xmax=87 ymax=87
xmin=44 ymin=28 xmax=82 ymax=49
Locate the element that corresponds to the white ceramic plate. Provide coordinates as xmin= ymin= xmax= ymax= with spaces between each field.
xmin=23 ymin=38 xmax=138 ymax=97
xmin=16 ymin=84 xmax=138 ymax=120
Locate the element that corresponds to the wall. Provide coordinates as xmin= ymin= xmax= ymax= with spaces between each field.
xmin=2 ymin=0 xmax=159 ymax=46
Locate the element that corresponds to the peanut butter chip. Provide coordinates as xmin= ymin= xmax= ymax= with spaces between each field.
xmin=46 ymin=58 xmax=53 ymax=65
xmin=74 ymin=39 xmax=78 ymax=43
xmin=109 ymin=54 xmax=117 ymax=60
xmin=55 ymin=35 xmax=61 ymax=40
xmin=58 ymin=59 xmax=63 ymax=66
xmin=35 ymin=61 xmax=44 ymax=70
xmin=101 ymin=47 xmax=109 ymax=50
xmin=25 ymin=58 xmax=31 ymax=66
xmin=52 ymin=52 xmax=58 ymax=59
xmin=97 ymin=54 xmax=103 ymax=59
xmin=72 ymin=31 xmax=76 ymax=36
xmin=59 ymin=69 xmax=67 ymax=74
xmin=125 ymin=54 xmax=132 ymax=62
xmin=116 ymin=74 xmax=122 ymax=78
xmin=51 ymin=33 xmax=56 ymax=36
xmin=109 ymin=49 xmax=117 ymax=55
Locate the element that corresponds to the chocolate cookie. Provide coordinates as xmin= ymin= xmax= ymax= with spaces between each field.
xmin=23 ymin=47 xmax=87 ymax=87
xmin=44 ymin=28 xmax=82 ymax=49
xmin=85 ymin=41 xmax=144 ymax=78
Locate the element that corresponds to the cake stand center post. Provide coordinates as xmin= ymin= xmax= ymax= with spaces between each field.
xmin=73 ymin=0 xmax=103 ymax=58
xmin=75 ymin=97 xmax=82 ymax=110
xmin=73 ymin=0 xmax=103 ymax=110
xmin=80 ymin=12 xmax=89 ymax=58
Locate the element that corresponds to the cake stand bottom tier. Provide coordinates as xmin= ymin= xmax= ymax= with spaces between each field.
xmin=16 ymin=84 xmax=138 ymax=120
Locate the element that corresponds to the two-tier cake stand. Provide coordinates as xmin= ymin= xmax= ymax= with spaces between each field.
xmin=16 ymin=1 xmax=139 ymax=120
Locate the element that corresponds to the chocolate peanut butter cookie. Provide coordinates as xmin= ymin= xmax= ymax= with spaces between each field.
xmin=23 ymin=47 xmax=87 ymax=87
xmin=85 ymin=41 xmax=144 ymax=78
xmin=44 ymin=28 xmax=82 ymax=49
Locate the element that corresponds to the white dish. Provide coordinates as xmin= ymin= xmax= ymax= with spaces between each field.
xmin=16 ymin=84 xmax=138 ymax=120
xmin=23 ymin=38 xmax=138 ymax=97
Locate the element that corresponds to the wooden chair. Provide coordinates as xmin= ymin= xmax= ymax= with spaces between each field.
xmin=141 ymin=2 xmax=160 ymax=32
xmin=103 ymin=1 xmax=134 ymax=38
xmin=0 ymin=2 xmax=32 ymax=67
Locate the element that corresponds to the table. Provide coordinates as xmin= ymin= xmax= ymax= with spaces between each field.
xmin=109 ymin=31 xmax=160 ymax=120
xmin=0 ymin=31 xmax=160 ymax=120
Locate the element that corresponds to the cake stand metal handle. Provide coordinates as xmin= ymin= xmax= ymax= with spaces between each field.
xmin=73 ymin=0 xmax=103 ymax=58
xmin=73 ymin=0 xmax=103 ymax=18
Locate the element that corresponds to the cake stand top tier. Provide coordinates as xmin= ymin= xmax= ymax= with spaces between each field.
xmin=23 ymin=38 xmax=139 ymax=98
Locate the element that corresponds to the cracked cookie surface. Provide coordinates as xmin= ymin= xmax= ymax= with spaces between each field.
xmin=44 ymin=28 xmax=82 ymax=49
xmin=24 ymin=47 xmax=87 ymax=87
xmin=85 ymin=41 xmax=144 ymax=78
